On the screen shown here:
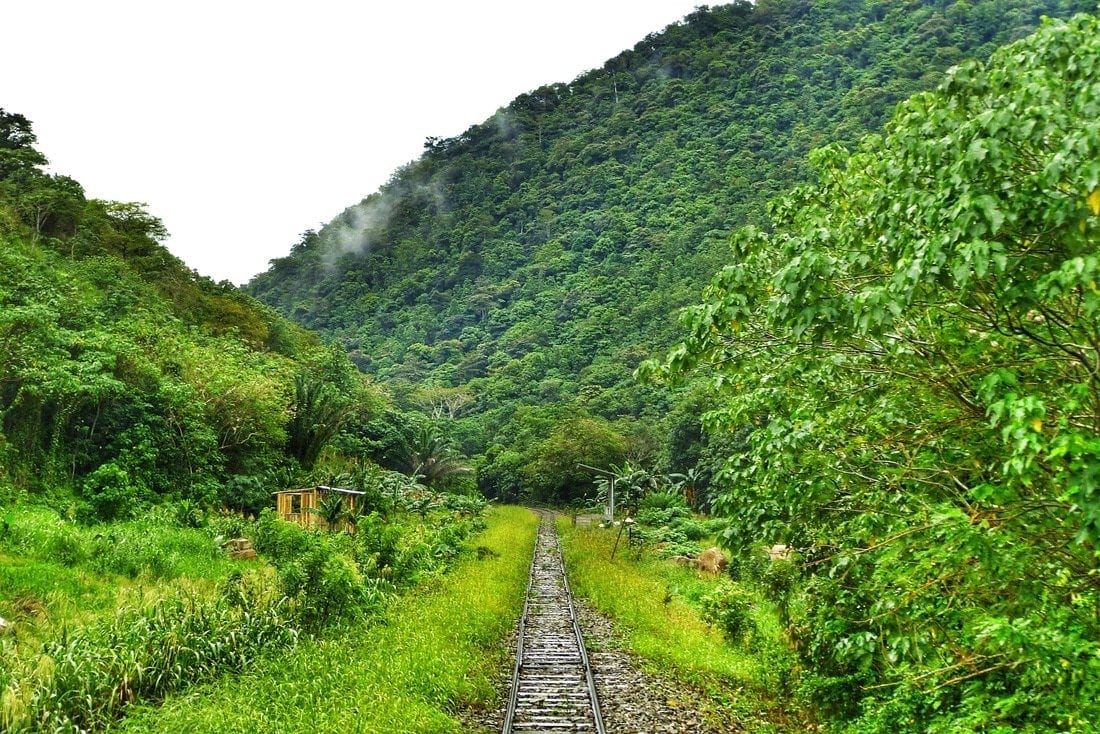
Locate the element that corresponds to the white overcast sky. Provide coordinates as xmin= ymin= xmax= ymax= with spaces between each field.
xmin=4 ymin=1 xmax=705 ymax=284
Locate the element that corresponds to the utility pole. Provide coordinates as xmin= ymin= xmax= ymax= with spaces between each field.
xmin=576 ymin=463 xmax=616 ymax=520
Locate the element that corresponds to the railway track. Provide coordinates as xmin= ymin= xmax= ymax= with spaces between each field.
xmin=503 ymin=512 xmax=605 ymax=734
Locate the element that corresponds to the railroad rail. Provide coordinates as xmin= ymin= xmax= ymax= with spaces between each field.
xmin=503 ymin=512 xmax=605 ymax=734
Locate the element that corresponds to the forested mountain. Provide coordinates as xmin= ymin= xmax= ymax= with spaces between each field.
xmin=0 ymin=110 xmax=385 ymax=518
xmin=3 ymin=3 xmax=1098 ymax=731
xmin=248 ymin=0 xmax=1091 ymax=500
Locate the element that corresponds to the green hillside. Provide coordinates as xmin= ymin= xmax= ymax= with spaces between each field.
xmin=0 ymin=109 xmax=384 ymax=517
xmin=247 ymin=0 xmax=1091 ymax=501
xmin=1 ymin=3 xmax=1097 ymax=731
xmin=649 ymin=11 xmax=1100 ymax=730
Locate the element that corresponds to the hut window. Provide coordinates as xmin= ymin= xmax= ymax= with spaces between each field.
xmin=291 ymin=494 xmax=302 ymax=514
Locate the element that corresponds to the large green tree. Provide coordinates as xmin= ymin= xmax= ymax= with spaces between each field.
xmin=651 ymin=11 xmax=1100 ymax=731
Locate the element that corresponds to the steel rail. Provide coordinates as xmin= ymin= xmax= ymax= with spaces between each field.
xmin=503 ymin=511 xmax=605 ymax=734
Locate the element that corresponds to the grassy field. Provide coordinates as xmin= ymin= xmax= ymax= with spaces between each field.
xmin=0 ymin=506 xmax=238 ymax=657
xmin=0 ymin=506 xmax=276 ymax=731
xmin=118 ymin=505 xmax=538 ymax=733
xmin=559 ymin=518 xmax=800 ymax=731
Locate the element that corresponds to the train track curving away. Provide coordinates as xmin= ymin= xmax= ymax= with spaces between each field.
xmin=503 ymin=512 xmax=605 ymax=734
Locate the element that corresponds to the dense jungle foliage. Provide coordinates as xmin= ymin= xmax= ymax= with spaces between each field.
xmin=247 ymin=0 xmax=1091 ymax=504
xmin=647 ymin=11 xmax=1100 ymax=732
xmin=0 ymin=108 xmax=487 ymax=514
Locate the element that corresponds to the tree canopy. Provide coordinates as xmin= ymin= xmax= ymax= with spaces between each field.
xmin=246 ymin=0 xmax=1091 ymax=502
xmin=649 ymin=11 xmax=1100 ymax=730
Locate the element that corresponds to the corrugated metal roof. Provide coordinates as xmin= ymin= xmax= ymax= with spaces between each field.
xmin=271 ymin=485 xmax=366 ymax=496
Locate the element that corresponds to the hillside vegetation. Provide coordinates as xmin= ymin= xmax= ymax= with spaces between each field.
xmin=648 ymin=11 xmax=1100 ymax=731
xmin=2 ymin=1 xmax=1099 ymax=731
xmin=0 ymin=107 xmax=412 ymax=515
xmin=246 ymin=0 xmax=1091 ymax=503
xmin=243 ymin=2 xmax=1099 ymax=729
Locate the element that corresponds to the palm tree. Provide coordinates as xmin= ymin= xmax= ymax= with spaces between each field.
xmin=286 ymin=373 xmax=353 ymax=470
xmin=310 ymin=491 xmax=346 ymax=532
xmin=393 ymin=424 xmax=471 ymax=486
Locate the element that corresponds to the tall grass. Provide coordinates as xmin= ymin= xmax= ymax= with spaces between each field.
xmin=119 ymin=505 xmax=538 ymax=733
xmin=2 ymin=498 xmax=499 ymax=731
xmin=560 ymin=520 xmax=760 ymax=681
xmin=559 ymin=520 xmax=798 ymax=729
xmin=0 ymin=506 xmax=241 ymax=684
xmin=1 ymin=506 xmax=235 ymax=583
xmin=1 ymin=591 xmax=298 ymax=733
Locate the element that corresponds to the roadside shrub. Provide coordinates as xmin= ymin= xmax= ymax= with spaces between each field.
xmin=632 ymin=515 xmax=706 ymax=557
xmin=356 ymin=512 xmax=404 ymax=577
xmin=252 ymin=507 xmax=317 ymax=562
xmin=636 ymin=505 xmax=692 ymax=527
xmin=394 ymin=530 xmax=435 ymax=584
xmin=79 ymin=462 xmax=149 ymax=522
xmin=173 ymin=499 xmax=205 ymax=528
xmin=658 ymin=540 xmax=705 ymax=558
xmin=206 ymin=510 xmax=250 ymax=541
xmin=701 ymin=580 xmax=757 ymax=643
xmin=760 ymin=557 xmax=800 ymax=626
xmin=441 ymin=492 xmax=487 ymax=516
xmin=429 ymin=516 xmax=473 ymax=562
xmin=670 ymin=516 xmax=708 ymax=541
xmin=638 ymin=489 xmax=688 ymax=513
xmin=727 ymin=548 xmax=769 ymax=583
xmin=219 ymin=475 xmax=272 ymax=516
xmin=278 ymin=543 xmax=378 ymax=628
xmin=700 ymin=517 xmax=727 ymax=536
xmin=797 ymin=672 xmax=867 ymax=722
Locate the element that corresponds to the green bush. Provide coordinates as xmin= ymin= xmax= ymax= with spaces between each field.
xmin=635 ymin=505 xmax=692 ymax=527
xmin=80 ymin=462 xmax=149 ymax=522
xmin=440 ymin=492 xmax=487 ymax=516
xmin=278 ymin=544 xmax=380 ymax=628
xmin=428 ymin=517 xmax=474 ymax=562
xmin=760 ymin=557 xmax=800 ymax=626
xmin=700 ymin=517 xmax=727 ymax=536
xmin=206 ymin=510 xmax=250 ymax=541
xmin=701 ymin=580 xmax=757 ymax=643
xmin=218 ymin=475 xmax=273 ymax=516
xmin=251 ymin=508 xmax=317 ymax=562
xmin=670 ymin=516 xmax=708 ymax=541
xmin=356 ymin=512 xmax=404 ymax=578
xmin=727 ymin=549 xmax=769 ymax=584
xmin=638 ymin=489 xmax=689 ymax=513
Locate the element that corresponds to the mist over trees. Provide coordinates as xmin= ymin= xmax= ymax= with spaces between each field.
xmin=248 ymin=0 xmax=1090 ymax=504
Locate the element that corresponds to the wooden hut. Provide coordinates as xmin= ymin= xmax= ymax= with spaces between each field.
xmin=273 ymin=485 xmax=365 ymax=531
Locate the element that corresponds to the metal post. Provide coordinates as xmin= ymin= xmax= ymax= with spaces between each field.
xmin=576 ymin=463 xmax=617 ymax=521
